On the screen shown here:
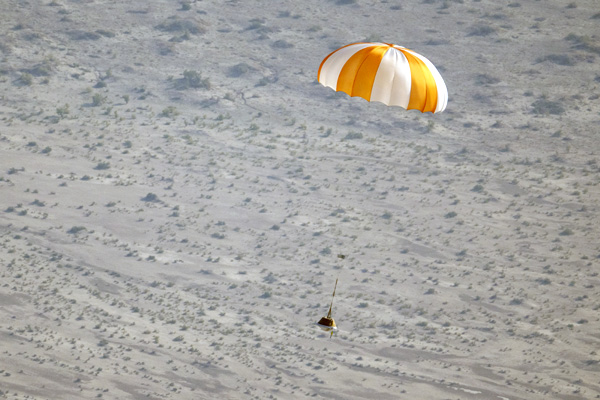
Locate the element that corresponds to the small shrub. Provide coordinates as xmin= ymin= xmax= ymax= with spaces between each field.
xmin=444 ymin=211 xmax=457 ymax=218
xmin=169 ymin=31 xmax=191 ymax=43
xmin=228 ymin=63 xmax=252 ymax=77
xmin=559 ymin=228 xmax=573 ymax=236
xmin=141 ymin=193 xmax=159 ymax=202
xmin=531 ymin=96 xmax=565 ymax=115
xmin=160 ymin=106 xmax=178 ymax=118
xmin=471 ymin=184 xmax=484 ymax=193
xmin=425 ymin=39 xmax=449 ymax=46
xmin=536 ymin=54 xmax=574 ymax=66
xmin=92 ymin=93 xmax=106 ymax=107
xmin=155 ymin=17 xmax=206 ymax=35
xmin=68 ymin=30 xmax=101 ymax=41
xmin=475 ymin=74 xmax=500 ymax=85
xmin=565 ymin=33 xmax=600 ymax=55
xmin=19 ymin=72 xmax=33 ymax=85
xmin=255 ymin=77 xmax=272 ymax=87
xmin=468 ymin=26 xmax=496 ymax=36
xmin=68 ymin=226 xmax=86 ymax=234
xmin=0 ymin=40 xmax=11 ymax=55
xmin=272 ymin=40 xmax=293 ymax=49
xmin=246 ymin=19 xmax=269 ymax=32
xmin=177 ymin=70 xmax=210 ymax=90
xmin=24 ymin=62 xmax=52 ymax=77
xmin=96 ymin=29 xmax=115 ymax=38
xmin=343 ymin=131 xmax=363 ymax=140
xmin=94 ymin=161 xmax=110 ymax=170
xmin=56 ymin=104 xmax=69 ymax=118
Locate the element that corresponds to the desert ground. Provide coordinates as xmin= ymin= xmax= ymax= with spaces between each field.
xmin=0 ymin=0 xmax=599 ymax=399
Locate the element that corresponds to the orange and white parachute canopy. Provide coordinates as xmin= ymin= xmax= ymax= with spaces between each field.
xmin=318 ymin=42 xmax=448 ymax=113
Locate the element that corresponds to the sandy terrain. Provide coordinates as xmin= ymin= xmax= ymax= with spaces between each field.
xmin=0 ymin=0 xmax=599 ymax=399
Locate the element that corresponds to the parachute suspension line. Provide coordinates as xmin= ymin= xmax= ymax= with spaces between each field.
xmin=326 ymin=278 xmax=338 ymax=320
xmin=327 ymin=253 xmax=345 ymax=320
xmin=328 ymin=278 xmax=338 ymax=339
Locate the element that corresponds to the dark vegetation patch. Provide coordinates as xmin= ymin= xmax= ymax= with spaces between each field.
xmin=531 ymin=96 xmax=565 ymax=115
xmin=67 ymin=30 xmax=102 ymax=40
xmin=175 ymin=70 xmax=211 ymax=90
xmin=155 ymin=17 xmax=206 ymax=35
xmin=228 ymin=63 xmax=254 ymax=78
xmin=467 ymin=25 xmax=496 ymax=37
xmin=271 ymin=40 xmax=293 ymax=49
xmin=565 ymin=33 xmax=600 ymax=54
xmin=475 ymin=74 xmax=500 ymax=85
xmin=536 ymin=54 xmax=575 ymax=66
xmin=22 ymin=61 xmax=53 ymax=77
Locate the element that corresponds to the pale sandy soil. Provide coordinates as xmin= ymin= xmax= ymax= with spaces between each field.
xmin=0 ymin=0 xmax=599 ymax=399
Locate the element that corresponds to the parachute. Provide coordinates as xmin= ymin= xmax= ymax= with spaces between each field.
xmin=318 ymin=42 xmax=448 ymax=113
